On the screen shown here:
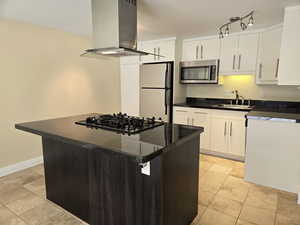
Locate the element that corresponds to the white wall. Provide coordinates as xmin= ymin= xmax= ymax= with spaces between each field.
xmin=0 ymin=19 xmax=121 ymax=168
xmin=187 ymin=75 xmax=300 ymax=101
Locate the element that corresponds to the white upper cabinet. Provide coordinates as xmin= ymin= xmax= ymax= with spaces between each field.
xmin=256 ymin=26 xmax=282 ymax=84
xmin=202 ymin=38 xmax=221 ymax=60
xmin=157 ymin=39 xmax=176 ymax=62
xmin=140 ymin=38 xmax=176 ymax=63
xmin=238 ymin=33 xmax=260 ymax=73
xmin=182 ymin=40 xmax=201 ymax=61
xmin=220 ymin=36 xmax=239 ymax=74
xmin=182 ymin=37 xmax=220 ymax=61
xmin=140 ymin=41 xmax=156 ymax=63
xmin=220 ymin=33 xmax=259 ymax=75
xmin=278 ymin=6 xmax=300 ymax=85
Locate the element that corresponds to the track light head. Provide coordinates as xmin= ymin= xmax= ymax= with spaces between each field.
xmin=219 ymin=30 xmax=224 ymax=39
xmin=248 ymin=15 xmax=254 ymax=26
xmin=224 ymin=26 xmax=230 ymax=36
xmin=240 ymin=21 xmax=247 ymax=30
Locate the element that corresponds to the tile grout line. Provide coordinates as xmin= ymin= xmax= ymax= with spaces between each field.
xmin=234 ymin=181 xmax=251 ymax=225
xmin=3 ymin=204 xmax=29 ymax=225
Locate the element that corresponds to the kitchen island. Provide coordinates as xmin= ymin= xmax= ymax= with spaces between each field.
xmin=15 ymin=114 xmax=203 ymax=225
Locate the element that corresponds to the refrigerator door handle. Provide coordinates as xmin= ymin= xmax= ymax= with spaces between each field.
xmin=165 ymin=64 xmax=169 ymax=89
xmin=164 ymin=90 xmax=168 ymax=115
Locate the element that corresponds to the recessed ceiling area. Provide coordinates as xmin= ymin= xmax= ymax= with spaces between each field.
xmin=1 ymin=0 xmax=299 ymax=40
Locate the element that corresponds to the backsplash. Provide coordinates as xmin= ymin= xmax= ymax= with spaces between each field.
xmin=186 ymin=75 xmax=300 ymax=101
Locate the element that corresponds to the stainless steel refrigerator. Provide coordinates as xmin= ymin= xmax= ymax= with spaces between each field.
xmin=140 ymin=62 xmax=174 ymax=123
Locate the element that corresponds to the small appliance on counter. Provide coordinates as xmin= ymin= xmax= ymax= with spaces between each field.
xmin=180 ymin=59 xmax=219 ymax=84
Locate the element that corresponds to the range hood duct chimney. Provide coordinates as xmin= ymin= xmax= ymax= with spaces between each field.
xmin=82 ymin=0 xmax=152 ymax=58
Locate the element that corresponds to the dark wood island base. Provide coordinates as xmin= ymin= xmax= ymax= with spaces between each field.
xmin=16 ymin=114 xmax=203 ymax=225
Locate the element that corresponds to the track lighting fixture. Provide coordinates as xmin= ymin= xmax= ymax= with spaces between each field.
xmin=218 ymin=11 xmax=254 ymax=39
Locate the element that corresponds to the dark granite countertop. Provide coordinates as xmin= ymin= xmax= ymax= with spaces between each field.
xmin=15 ymin=114 xmax=203 ymax=163
xmin=173 ymin=102 xmax=253 ymax=112
xmin=174 ymin=98 xmax=300 ymax=123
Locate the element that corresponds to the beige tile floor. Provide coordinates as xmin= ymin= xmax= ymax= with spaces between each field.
xmin=0 ymin=154 xmax=299 ymax=225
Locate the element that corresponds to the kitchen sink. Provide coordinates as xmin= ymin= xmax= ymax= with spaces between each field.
xmin=214 ymin=104 xmax=253 ymax=110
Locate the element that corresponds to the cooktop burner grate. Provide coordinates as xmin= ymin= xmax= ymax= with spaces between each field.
xmin=75 ymin=113 xmax=164 ymax=135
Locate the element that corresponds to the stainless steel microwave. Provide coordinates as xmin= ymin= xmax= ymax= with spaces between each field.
xmin=180 ymin=59 xmax=219 ymax=84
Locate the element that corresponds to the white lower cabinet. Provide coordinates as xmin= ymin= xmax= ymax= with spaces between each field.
xmin=173 ymin=107 xmax=210 ymax=150
xmin=228 ymin=118 xmax=246 ymax=156
xmin=210 ymin=116 xmax=228 ymax=153
xmin=173 ymin=107 xmax=246 ymax=159
xmin=192 ymin=111 xmax=211 ymax=150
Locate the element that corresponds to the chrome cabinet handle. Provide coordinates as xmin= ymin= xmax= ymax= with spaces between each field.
xmin=259 ymin=63 xmax=263 ymax=79
xmin=275 ymin=58 xmax=280 ymax=78
xmin=224 ymin=122 xmax=227 ymax=136
xmin=201 ymin=45 xmax=204 ymax=59
xmin=233 ymin=55 xmax=236 ymax=70
xmin=230 ymin=122 xmax=232 ymax=136
xmin=196 ymin=46 xmax=199 ymax=59
xmin=194 ymin=112 xmax=207 ymax=115
xmin=238 ymin=55 xmax=241 ymax=70
xmin=158 ymin=47 xmax=160 ymax=61
xmin=154 ymin=48 xmax=156 ymax=61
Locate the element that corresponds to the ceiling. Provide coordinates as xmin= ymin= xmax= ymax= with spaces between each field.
xmin=1 ymin=0 xmax=299 ymax=40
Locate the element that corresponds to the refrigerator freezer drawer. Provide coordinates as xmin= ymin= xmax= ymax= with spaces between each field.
xmin=140 ymin=64 xmax=168 ymax=88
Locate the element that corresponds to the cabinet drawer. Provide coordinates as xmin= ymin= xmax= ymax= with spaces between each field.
xmin=211 ymin=109 xmax=247 ymax=119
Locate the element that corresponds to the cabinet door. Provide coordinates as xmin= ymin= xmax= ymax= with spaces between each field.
xmin=238 ymin=33 xmax=259 ymax=73
xmin=210 ymin=116 xmax=228 ymax=153
xmin=201 ymin=38 xmax=220 ymax=60
xmin=140 ymin=41 xmax=156 ymax=63
xmin=157 ymin=40 xmax=175 ymax=62
xmin=192 ymin=111 xmax=210 ymax=150
xmin=228 ymin=119 xmax=246 ymax=156
xmin=257 ymin=28 xmax=282 ymax=84
xmin=173 ymin=108 xmax=190 ymax=125
xmin=219 ymin=36 xmax=239 ymax=74
xmin=278 ymin=6 xmax=300 ymax=85
xmin=182 ymin=40 xmax=201 ymax=61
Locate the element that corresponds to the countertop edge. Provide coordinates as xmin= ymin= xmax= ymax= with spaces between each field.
xmin=173 ymin=104 xmax=252 ymax=112
xmin=15 ymin=123 xmax=204 ymax=163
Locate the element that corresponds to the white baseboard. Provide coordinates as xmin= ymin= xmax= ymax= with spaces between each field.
xmin=0 ymin=156 xmax=44 ymax=177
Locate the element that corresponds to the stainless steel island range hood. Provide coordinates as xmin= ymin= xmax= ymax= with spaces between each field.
xmin=82 ymin=0 xmax=151 ymax=58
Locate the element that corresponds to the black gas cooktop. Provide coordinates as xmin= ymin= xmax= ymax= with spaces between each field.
xmin=75 ymin=113 xmax=164 ymax=135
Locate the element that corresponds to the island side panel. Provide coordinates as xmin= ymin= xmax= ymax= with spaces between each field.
xmin=88 ymin=149 xmax=144 ymax=225
xmin=162 ymin=136 xmax=200 ymax=225
xmin=141 ymin=155 xmax=163 ymax=225
xmin=42 ymin=137 xmax=90 ymax=223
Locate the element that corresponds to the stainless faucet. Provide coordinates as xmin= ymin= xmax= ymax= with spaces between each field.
xmin=232 ymin=90 xmax=246 ymax=105
xmin=233 ymin=90 xmax=239 ymax=104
